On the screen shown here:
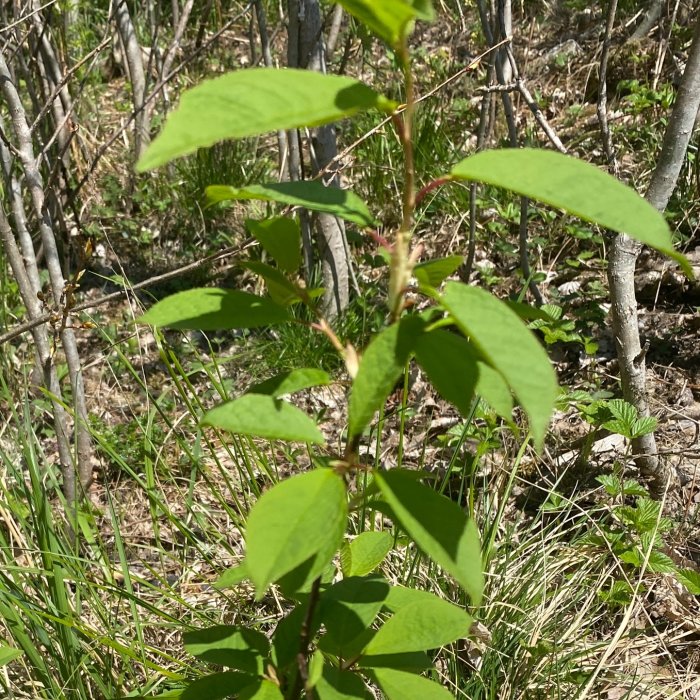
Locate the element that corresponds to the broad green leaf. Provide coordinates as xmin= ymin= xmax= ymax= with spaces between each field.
xmin=215 ymin=561 xmax=249 ymax=589
xmin=139 ymin=288 xmax=290 ymax=330
xmin=319 ymin=576 xmax=391 ymax=656
xmin=340 ymin=531 xmax=393 ymax=577
xmin=450 ymin=148 xmax=691 ymax=275
xmin=203 ymin=394 xmax=325 ymax=444
xmin=413 ymin=255 xmax=463 ymax=288
xmin=363 ymin=597 xmax=471 ymax=656
xmin=413 ymin=329 xmax=478 ymax=416
xmin=440 ymin=282 xmax=557 ymax=448
xmin=376 ymin=470 xmax=483 ymax=604
xmin=183 ymin=625 xmax=268 ymax=674
xmin=348 ymin=317 xmax=421 ymax=438
xmin=476 ymin=361 xmax=514 ymax=419
xmin=336 ymin=0 xmax=419 ymax=47
xmin=677 ymin=568 xmax=700 ymax=594
xmin=241 ymin=261 xmax=303 ymax=306
xmin=315 ymin=666 xmax=369 ymax=699
xmin=246 ymin=216 xmax=301 ymax=273
xmin=138 ymin=69 xmax=394 ymax=171
xmin=181 ymin=672 xmax=255 ymax=700
xmin=371 ymin=668 xmax=454 ymax=700
xmin=308 ymin=650 xmax=325 ymax=689
xmin=357 ymin=650 xmax=432 ymax=671
xmin=277 ymin=548 xmax=337 ymax=598
xmin=272 ymin=602 xmax=322 ymax=670
xmin=0 ymin=645 xmax=22 ymax=667
xmin=239 ymin=679 xmax=284 ymax=700
xmin=245 ymin=468 xmax=347 ymax=596
xmin=207 ymin=181 xmax=376 ymax=227
xmin=247 ymin=369 xmax=331 ymax=398
xmin=383 ymin=585 xmax=443 ymax=612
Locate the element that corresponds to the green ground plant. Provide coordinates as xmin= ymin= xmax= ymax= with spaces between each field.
xmin=130 ymin=2 xmax=689 ymax=698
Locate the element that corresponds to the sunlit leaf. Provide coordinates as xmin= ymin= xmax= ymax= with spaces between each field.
xmin=246 ymin=216 xmax=301 ymax=273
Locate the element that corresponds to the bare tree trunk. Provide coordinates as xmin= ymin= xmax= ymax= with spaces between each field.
xmin=0 ymin=51 xmax=93 ymax=505
xmin=606 ymin=15 xmax=700 ymax=492
xmin=631 ymin=0 xmax=666 ymax=40
xmin=287 ymin=0 xmax=350 ymax=318
xmin=112 ymin=0 xmax=149 ymax=160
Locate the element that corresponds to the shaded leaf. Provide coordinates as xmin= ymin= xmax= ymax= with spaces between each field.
xmin=375 ymin=470 xmax=482 ymax=604
xmin=246 ymin=217 xmax=301 ymax=273
xmin=247 ymin=369 xmax=331 ymax=398
xmin=450 ymin=149 xmax=691 ymax=275
xmin=241 ymin=261 xmax=303 ymax=306
xmin=340 ymin=531 xmax=393 ymax=577
xmin=207 ymin=181 xmax=375 ymax=227
xmin=183 ymin=625 xmax=268 ymax=674
xmin=413 ymin=256 xmax=463 ymax=288
xmin=139 ymin=288 xmax=290 ymax=330
xmin=315 ymin=666 xmax=369 ymax=699
xmin=239 ymin=679 xmax=284 ymax=700
xmin=138 ymin=69 xmax=393 ymax=171
xmin=181 ymin=672 xmax=255 ymax=700
xmin=440 ymin=282 xmax=557 ymax=448
xmin=202 ymin=395 xmax=325 ymax=444
xmin=245 ymin=469 xmax=347 ymax=596
xmin=348 ymin=317 xmax=422 ymax=438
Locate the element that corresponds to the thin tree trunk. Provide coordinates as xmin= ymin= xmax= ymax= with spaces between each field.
xmin=287 ymin=0 xmax=350 ymax=318
xmin=606 ymin=15 xmax=700 ymax=492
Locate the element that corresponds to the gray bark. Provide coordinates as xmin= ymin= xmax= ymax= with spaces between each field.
xmin=607 ymin=15 xmax=700 ymax=491
xmin=287 ymin=0 xmax=350 ymax=318
xmin=631 ymin=0 xmax=666 ymax=40
xmin=112 ymin=0 xmax=150 ymax=160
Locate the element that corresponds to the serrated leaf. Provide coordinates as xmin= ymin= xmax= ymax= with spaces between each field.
xmin=440 ymin=282 xmax=558 ymax=448
xmin=596 ymin=474 xmax=622 ymax=496
xmin=413 ymin=256 xmax=463 ymax=288
xmin=676 ymin=568 xmax=700 ymax=594
xmin=631 ymin=416 xmax=658 ymax=438
xmin=371 ymin=668 xmax=454 ymax=700
xmin=139 ymin=288 xmax=290 ymax=330
xmin=138 ymin=69 xmax=393 ymax=171
xmin=247 ymin=369 xmax=331 ymax=398
xmin=246 ymin=217 xmax=301 ymax=273
xmin=621 ymin=479 xmax=648 ymax=497
xmin=245 ymin=468 xmax=347 ymax=597
xmin=202 ymin=394 xmax=325 ymax=444
xmin=449 ymin=149 xmax=691 ymax=275
xmin=413 ymin=329 xmax=478 ymax=416
xmin=183 ymin=626 xmax=268 ymax=674
xmin=340 ymin=531 xmax=393 ymax=577
xmin=375 ymin=470 xmax=482 ymax=604
xmin=315 ymin=666 xmax=369 ymax=699
xmin=241 ymin=261 xmax=303 ymax=306
xmin=181 ymin=672 xmax=256 ymax=700
xmin=207 ymin=181 xmax=376 ymax=227
xmin=0 ymin=645 xmax=22 ymax=667
xmin=348 ymin=317 xmax=421 ymax=438
xmin=337 ymin=0 xmax=418 ymax=47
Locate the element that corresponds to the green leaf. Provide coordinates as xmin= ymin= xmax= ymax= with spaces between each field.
xmin=138 ymin=69 xmax=394 ymax=171
xmin=247 ymin=369 xmax=331 ymax=398
xmin=241 ymin=261 xmax=303 ymax=306
xmin=357 ymin=650 xmax=432 ymax=671
xmin=383 ymin=585 xmax=442 ymax=612
xmin=239 ymin=679 xmax=284 ymax=700
xmin=308 ymin=650 xmax=325 ymax=690
xmin=336 ymin=0 xmax=418 ymax=47
xmin=375 ymin=470 xmax=483 ymax=604
xmin=183 ymin=626 xmax=268 ymax=675
xmin=676 ymin=568 xmax=700 ymax=594
xmin=315 ymin=666 xmax=369 ymax=699
xmin=214 ymin=561 xmax=249 ymax=589
xmin=475 ymin=361 xmax=514 ymax=419
xmin=202 ymin=394 xmax=325 ymax=444
xmin=440 ymin=282 xmax=557 ymax=448
xmin=139 ymin=288 xmax=290 ymax=330
xmin=246 ymin=217 xmax=301 ymax=273
xmin=0 ymin=645 xmax=22 ymax=667
xmin=245 ymin=468 xmax=347 ymax=596
xmin=413 ymin=329 xmax=478 ymax=416
xmin=449 ymin=148 xmax=691 ymax=275
xmin=413 ymin=256 xmax=463 ymax=288
xmin=319 ymin=576 xmax=391 ymax=656
xmin=272 ymin=602 xmax=322 ymax=670
xmin=181 ymin=672 xmax=256 ymax=700
xmin=409 ymin=0 xmax=436 ymax=20
xmin=348 ymin=317 xmax=421 ymax=438
xmin=363 ymin=596 xmax=471 ymax=656
xmin=340 ymin=531 xmax=393 ymax=577
xmin=370 ymin=668 xmax=454 ymax=700
xmin=207 ymin=181 xmax=376 ymax=227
